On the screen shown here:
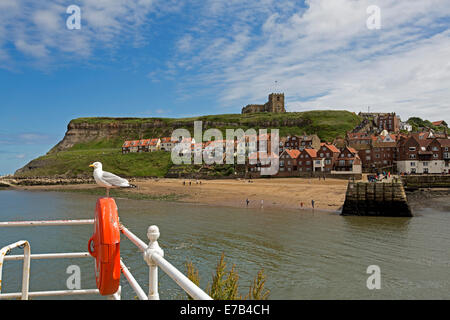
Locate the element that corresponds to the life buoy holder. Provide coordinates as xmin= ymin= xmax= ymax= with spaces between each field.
xmin=88 ymin=198 xmax=121 ymax=296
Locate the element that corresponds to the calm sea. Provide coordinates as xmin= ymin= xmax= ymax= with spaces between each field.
xmin=0 ymin=190 xmax=449 ymax=300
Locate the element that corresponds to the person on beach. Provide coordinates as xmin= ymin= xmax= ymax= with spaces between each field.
xmin=311 ymin=200 xmax=315 ymax=209
xmin=300 ymin=202 xmax=303 ymax=208
xmin=261 ymin=199 xmax=264 ymax=209
xmin=246 ymin=198 xmax=250 ymax=207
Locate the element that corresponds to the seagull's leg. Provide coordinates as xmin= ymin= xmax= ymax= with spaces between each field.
xmin=106 ymin=188 xmax=110 ymax=198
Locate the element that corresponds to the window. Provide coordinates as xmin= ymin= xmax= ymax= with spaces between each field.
xmin=409 ymin=147 xmax=416 ymax=151
xmin=288 ymin=161 xmax=291 ymax=165
xmin=432 ymin=147 xmax=439 ymax=151
xmin=409 ymin=154 xmax=416 ymax=159
xmin=320 ymin=153 xmax=324 ymax=157
xmin=306 ymin=161 xmax=311 ymax=165
xmin=423 ymin=162 xmax=428 ymax=166
xmin=280 ymin=160 xmax=284 ymax=167
xmin=325 ymin=160 xmax=331 ymax=165
xmin=410 ymin=162 xmax=416 ymax=167
xmin=326 ymin=153 xmax=330 ymax=157
xmin=376 ymin=154 xmax=380 ymax=159
xmin=433 ymin=154 xmax=438 ymax=158
xmin=366 ymin=150 xmax=371 ymax=154
xmin=366 ymin=156 xmax=371 ymax=161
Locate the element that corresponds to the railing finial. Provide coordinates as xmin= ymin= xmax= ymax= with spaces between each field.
xmin=147 ymin=225 xmax=160 ymax=243
xmin=144 ymin=225 xmax=164 ymax=300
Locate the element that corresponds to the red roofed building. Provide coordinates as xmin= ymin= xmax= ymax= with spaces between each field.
xmin=129 ymin=140 xmax=140 ymax=153
xmin=122 ymin=141 xmax=133 ymax=154
xmin=315 ymin=143 xmax=341 ymax=172
xmin=397 ymin=133 xmax=450 ymax=174
xmin=138 ymin=138 xmax=161 ymax=152
xmin=432 ymin=120 xmax=448 ymax=127
xmin=160 ymin=137 xmax=177 ymax=151
xmin=333 ymin=147 xmax=362 ymax=173
xmin=297 ymin=148 xmax=317 ymax=173
xmin=279 ymin=149 xmax=301 ymax=175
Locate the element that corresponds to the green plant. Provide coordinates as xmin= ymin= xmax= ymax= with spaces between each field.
xmin=245 ymin=269 xmax=270 ymax=300
xmin=185 ymin=253 xmax=269 ymax=300
xmin=185 ymin=260 xmax=200 ymax=300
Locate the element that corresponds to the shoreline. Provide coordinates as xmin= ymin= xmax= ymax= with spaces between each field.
xmin=3 ymin=177 xmax=349 ymax=211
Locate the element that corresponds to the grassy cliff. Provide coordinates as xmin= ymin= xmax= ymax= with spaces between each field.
xmin=15 ymin=110 xmax=360 ymax=178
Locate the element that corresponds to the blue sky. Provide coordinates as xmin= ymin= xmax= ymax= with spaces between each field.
xmin=0 ymin=0 xmax=449 ymax=175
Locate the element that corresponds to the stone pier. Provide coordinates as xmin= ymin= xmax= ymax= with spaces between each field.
xmin=341 ymin=182 xmax=412 ymax=217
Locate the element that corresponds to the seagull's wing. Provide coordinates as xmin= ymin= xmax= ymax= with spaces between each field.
xmin=101 ymin=171 xmax=130 ymax=187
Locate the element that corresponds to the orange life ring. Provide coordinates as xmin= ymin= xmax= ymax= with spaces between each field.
xmin=88 ymin=198 xmax=121 ymax=296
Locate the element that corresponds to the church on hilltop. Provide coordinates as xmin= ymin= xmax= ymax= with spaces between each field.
xmin=241 ymin=93 xmax=286 ymax=114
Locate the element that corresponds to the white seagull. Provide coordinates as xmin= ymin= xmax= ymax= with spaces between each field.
xmin=89 ymin=162 xmax=136 ymax=197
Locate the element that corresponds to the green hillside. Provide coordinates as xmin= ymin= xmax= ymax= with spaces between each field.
xmin=16 ymin=110 xmax=361 ymax=178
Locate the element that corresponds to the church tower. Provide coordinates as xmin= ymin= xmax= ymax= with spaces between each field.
xmin=265 ymin=93 xmax=285 ymax=113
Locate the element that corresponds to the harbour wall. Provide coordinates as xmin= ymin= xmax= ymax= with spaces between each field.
xmin=401 ymin=175 xmax=450 ymax=190
xmin=342 ymin=182 xmax=413 ymax=217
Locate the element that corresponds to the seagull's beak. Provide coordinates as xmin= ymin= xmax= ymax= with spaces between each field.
xmin=89 ymin=164 xmax=95 ymax=168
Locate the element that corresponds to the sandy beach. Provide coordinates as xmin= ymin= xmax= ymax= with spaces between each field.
xmin=12 ymin=177 xmax=350 ymax=211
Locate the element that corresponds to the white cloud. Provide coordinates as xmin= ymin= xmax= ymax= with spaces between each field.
xmin=170 ymin=0 xmax=450 ymax=122
xmin=14 ymin=39 xmax=49 ymax=58
xmin=0 ymin=0 xmax=159 ymax=69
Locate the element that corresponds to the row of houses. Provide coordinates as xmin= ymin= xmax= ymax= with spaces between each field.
xmin=122 ymin=128 xmax=450 ymax=175
xmin=248 ymin=143 xmax=362 ymax=175
xmin=122 ymin=137 xmax=176 ymax=153
xmin=346 ymin=129 xmax=450 ymax=174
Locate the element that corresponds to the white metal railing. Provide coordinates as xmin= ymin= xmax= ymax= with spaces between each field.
xmin=0 ymin=240 xmax=31 ymax=300
xmin=0 ymin=219 xmax=212 ymax=300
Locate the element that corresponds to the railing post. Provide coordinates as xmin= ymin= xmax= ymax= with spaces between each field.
xmin=143 ymin=225 xmax=164 ymax=300
xmin=0 ymin=241 xmax=31 ymax=300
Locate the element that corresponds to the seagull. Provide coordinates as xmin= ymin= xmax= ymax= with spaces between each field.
xmin=89 ymin=162 xmax=136 ymax=197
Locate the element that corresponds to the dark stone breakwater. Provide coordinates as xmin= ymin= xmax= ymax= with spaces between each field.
xmin=341 ymin=181 xmax=413 ymax=217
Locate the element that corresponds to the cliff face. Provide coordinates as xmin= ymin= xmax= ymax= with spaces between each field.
xmin=48 ymin=117 xmax=313 ymax=153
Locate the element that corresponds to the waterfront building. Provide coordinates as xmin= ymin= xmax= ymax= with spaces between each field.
xmin=332 ymin=146 xmax=362 ymax=173
xmin=279 ymin=149 xmax=301 ymax=175
xmin=396 ymin=133 xmax=449 ymax=174
xmin=160 ymin=137 xmax=177 ymax=151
